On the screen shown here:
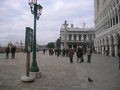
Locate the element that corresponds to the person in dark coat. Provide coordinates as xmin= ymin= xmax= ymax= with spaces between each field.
xmin=57 ymin=48 xmax=60 ymax=57
xmin=43 ymin=49 xmax=46 ymax=54
xmin=62 ymin=48 xmax=66 ymax=57
xmin=11 ymin=46 xmax=16 ymax=59
xmin=5 ymin=47 xmax=10 ymax=59
xmin=66 ymin=48 xmax=69 ymax=57
xmin=68 ymin=48 xmax=74 ymax=63
xmin=76 ymin=46 xmax=83 ymax=63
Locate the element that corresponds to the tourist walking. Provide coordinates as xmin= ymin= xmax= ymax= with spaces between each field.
xmin=86 ymin=47 xmax=92 ymax=63
xmin=11 ymin=46 xmax=16 ymax=59
xmin=66 ymin=48 xmax=69 ymax=57
xmin=62 ymin=48 xmax=66 ymax=57
xmin=57 ymin=48 xmax=60 ymax=57
xmin=5 ymin=46 xmax=10 ymax=59
xmin=68 ymin=48 xmax=74 ymax=63
xmin=76 ymin=46 xmax=83 ymax=63
xmin=43 ymin=49 xmax=46 ymax=54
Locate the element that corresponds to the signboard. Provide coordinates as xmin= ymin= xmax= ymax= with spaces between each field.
xmin=25 ymin=27 xmax=33 ymax=52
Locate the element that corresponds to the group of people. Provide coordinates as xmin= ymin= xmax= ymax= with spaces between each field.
xmin=42 ymin=46 xmax=120 ymax=69
xmin=43 ymin=46 xmax=92 ymax=63
xmin=68 ymin=46 xmax=92 ymax=63
xmin=48 ymin=48 xmax=69 ymax=57
xmin=46 ymin=46 xmax=92 ymax=64
xmin=5 ymin=45 xmax=16 ymax=59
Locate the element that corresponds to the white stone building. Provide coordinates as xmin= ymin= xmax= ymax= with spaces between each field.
xmin=60 ymin=21 xmax=95 ymax=49
xmin=94 ymin=0 xmax=120 ymax=56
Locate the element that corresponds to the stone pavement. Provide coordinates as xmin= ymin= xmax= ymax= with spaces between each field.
xmin=0 ymin=51 xmax=120 ymax=90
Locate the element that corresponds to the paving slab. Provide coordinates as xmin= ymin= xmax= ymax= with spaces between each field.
xmin=0 ymin=52 xmax=119 ymax=90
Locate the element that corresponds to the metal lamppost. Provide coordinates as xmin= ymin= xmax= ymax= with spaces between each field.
xmin=28 ymin=0 xmax=43 ymax=72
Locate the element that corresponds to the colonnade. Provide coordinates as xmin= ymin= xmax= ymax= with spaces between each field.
xmin=94 ymin=32 xmax=120 ymax=57
xmin=95 ymin=0 xmax=120 ymax=57
xmin=61 ymin=33 xmax=95 ymax=41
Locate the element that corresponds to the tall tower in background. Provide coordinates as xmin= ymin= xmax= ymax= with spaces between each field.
xmin=63 ymin=21 xmax=68 ymax=49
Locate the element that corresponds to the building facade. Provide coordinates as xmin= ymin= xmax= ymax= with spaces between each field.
xmin=60 ymin=21 xmax=95 ymax=49
xmin=94 ymin=0 xmax=120 ymax=56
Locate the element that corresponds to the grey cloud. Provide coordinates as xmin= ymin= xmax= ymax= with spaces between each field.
xmin=0 ymin=0 xmax=94 ymax=45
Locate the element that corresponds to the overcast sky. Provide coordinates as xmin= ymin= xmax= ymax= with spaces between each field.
xmin=0 ymin=0 xmax=94 ymax=46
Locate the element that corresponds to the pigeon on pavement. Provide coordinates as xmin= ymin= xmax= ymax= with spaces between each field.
xmin=88 ymin=77 xmax=93 ymax=82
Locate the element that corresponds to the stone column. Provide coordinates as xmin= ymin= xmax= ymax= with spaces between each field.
xmin=114 ymin=33 xmax=118 ymax=56
xmin=86 ymin=34 xmax=89 ymax=40
xmin=102 ymin=46 xmax=104 ymax=55
xmin=112 ymin=17 xmax=114 ymax=27
xmin=95 ymin=47 xmax=97 ymax=53
xmin=96 ymin=47 xmax=98 ymax=53
xmin=76 ymin=34 xmax=79 ymax=41
xmin=100 ymin=46 xmax=102 ymax=54
xmin=71 ymin=34 xmax=74 ymax=41
xmin=61 ymin=34 xmax=63 ymax=41
xmin=66 ymin=45 xmax=68 ymax=49
xmin=115 ymin=45 xmax=118 ymax=57
xmin=108 ymin=35 xmax=112 ymax=56
xmin=61 ymin=44 xmax=63 ymax=50
xmin=105 ymin=46 xmax=108 ymax=55
xmin=71 ymin=45 xmax=73 ymax=49
xmin=67 ymin=34 xmax=69 ymax=41
xmin=63 ymin=21 xmax=68 ymax=50
xmin=109 ymin=45 xmax=112 ymax=56
xmin=81 ymin=34 xmax=84 ymax=41
xmin=98 ymin=46 xmax=100 ymax=54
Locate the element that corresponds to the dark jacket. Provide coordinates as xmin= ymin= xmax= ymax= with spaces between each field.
xmin=69 ymin=49 xmax=74 ymax=58
xmin=76 ymin=48 xmax=83 ymax=58
xmin=5 ymin=47 xmax=10 ymax=53
xmin=11 ymin=46 xmax=16 ymax=53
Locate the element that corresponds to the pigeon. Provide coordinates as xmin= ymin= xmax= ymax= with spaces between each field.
xmin=88 ymin=77 xmax=93 ymax=82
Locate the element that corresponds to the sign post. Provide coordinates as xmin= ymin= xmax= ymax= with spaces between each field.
xmin=25 ymin=27 xmax=33 ymax=77
xmin=21 ymin=27 xmax=34 ymax=82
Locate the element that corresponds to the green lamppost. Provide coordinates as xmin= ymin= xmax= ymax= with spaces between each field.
xmin=28 ymin=0 xmax=43 ymax=72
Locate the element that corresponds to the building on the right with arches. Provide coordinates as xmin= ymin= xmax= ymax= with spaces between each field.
xmin=94 ymin=0 xmax=120 ymax=57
